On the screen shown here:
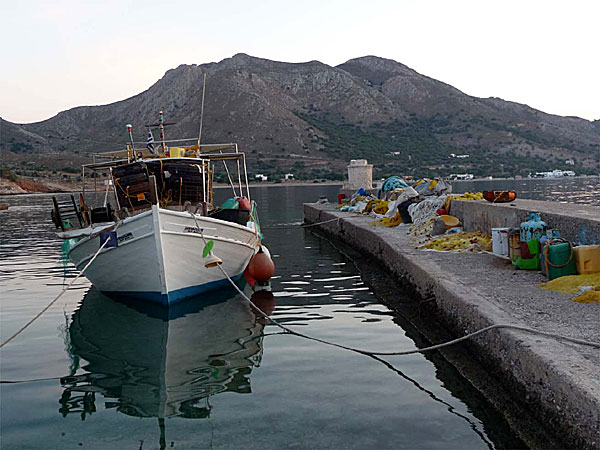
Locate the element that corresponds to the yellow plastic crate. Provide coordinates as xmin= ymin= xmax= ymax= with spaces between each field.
xmin=574 ymin=245 xmax=600 ymax=274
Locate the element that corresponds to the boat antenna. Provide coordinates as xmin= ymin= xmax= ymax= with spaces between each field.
xmin=197 ymin=72 xmax=207 ymax=149
xmin=127 ymin=124 xmax=137 ymax=161
xmin=159 ymin=110 xmax=167 ymax=155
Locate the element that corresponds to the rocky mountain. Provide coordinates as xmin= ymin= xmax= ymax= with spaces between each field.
xmin=2 ymin=53 xmax=599 ymax=180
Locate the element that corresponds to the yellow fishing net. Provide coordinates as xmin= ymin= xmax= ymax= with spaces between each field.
xmin=362 ymin=199 xmax=380 ymax=214
xmin=373 ymin=201 xmax=390 ymax=215
xmin=444 ymin=192 xmax=483 ymax=211
xmin=572 ymin=289 xmax=600 ymax=303
xmin=418 ymin=231 xmax=492 ymax=253
xmin=360 ymin=199 xmax=390 ymax=215
xmin=538 ymin=274 xmax=600 ymax=303
xmin=370 ymin=212 xmax=403 ymax=227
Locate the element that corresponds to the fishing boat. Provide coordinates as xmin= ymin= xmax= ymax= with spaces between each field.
xmin=50 ymin=111 xmax=272 ymax=306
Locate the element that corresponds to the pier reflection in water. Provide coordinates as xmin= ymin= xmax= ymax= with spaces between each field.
xmin=59 ymin=287 xmax=273 ymax=444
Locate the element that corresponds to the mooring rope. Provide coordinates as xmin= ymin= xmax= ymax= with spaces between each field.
xmin=262 ymin=217 xmax=340 ymax=229
xmin=0 ymin=227 xmax=118 ymax=350
xmin=217 ymin=265 xmax=600 ymax=357
xmin=260 ymin=216 xmax=358 ymax=230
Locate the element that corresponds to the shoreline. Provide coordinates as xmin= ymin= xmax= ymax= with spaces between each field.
xmin=216 ymin=180 xmax=342 ymax=188
xmin=451 ymin=174 xmax=599 ymax=182
xmin=2 ymin=174 xmax=598 ymax=196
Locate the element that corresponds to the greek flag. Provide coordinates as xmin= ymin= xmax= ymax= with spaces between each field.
xmin=146 ymin=130 xmax=155 ymax=153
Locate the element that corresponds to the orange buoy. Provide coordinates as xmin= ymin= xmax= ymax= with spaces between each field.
xmin=243 ymin=265 xmax=257 ymax=287
xmin=237 ymin=196 xmax=251 ymax=211
xmin=248 ymin=247 xmax=275 ymax=282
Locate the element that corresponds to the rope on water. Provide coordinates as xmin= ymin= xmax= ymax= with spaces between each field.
xmin=262 ymin=216 xmax=356 ymax=230
xmin=299 ymin=217 xmax=342 ymax=228
xmin=0 ymin=226 xmax=118 ymax=350
xmin=217 ymin=265 xmax=600 ymax=357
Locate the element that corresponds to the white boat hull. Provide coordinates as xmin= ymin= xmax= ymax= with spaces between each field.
xmin=68 ymin=206 xmax=260 ymax=305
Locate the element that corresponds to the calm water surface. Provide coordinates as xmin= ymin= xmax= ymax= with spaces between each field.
xmin=2 ymin=178 xmax=596 ymax=449
xmin=452 ymin=176 xmax=600 ymax=205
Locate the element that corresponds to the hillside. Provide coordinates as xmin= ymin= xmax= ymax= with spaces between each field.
xmin=2 ymin=53 xmax=599 ymax=180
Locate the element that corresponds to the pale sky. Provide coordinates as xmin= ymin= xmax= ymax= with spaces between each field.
xmin=1 ymin=0 xmax=599 ymax=123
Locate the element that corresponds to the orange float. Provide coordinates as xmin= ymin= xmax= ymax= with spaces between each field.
xmin=237 ymin=196 xmax=251 ymax=210
xmin=483 ymin=190 xmax=517 ymax=203
xmin=247 ymin=247 xmax=275 ymax=282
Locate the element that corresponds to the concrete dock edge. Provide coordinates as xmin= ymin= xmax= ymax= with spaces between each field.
xmin=304 ymin=203 xmax=600 ymax=450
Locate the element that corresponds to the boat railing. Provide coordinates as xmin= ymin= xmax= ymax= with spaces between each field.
xmin=80 ymin=140 xmax=252 ymax=223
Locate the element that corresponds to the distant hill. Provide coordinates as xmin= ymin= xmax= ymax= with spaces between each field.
xmin=2 ymin=53 xmax=599 ymax=180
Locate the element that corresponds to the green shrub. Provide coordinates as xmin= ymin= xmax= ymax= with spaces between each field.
xmin=0 ymin=166 xmax=18 ymax=181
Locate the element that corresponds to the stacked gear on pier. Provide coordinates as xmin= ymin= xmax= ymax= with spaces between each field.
xmin=412 ymin=178 xmax=452 ymax=197
xmin=332 ymin=171 xmax=600 ymax=304
xmin=339 ymin=177 xmax=482 ymax=232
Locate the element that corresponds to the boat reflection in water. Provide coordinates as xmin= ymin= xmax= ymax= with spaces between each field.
xmin=60 ymin=287 xmax=274 ymax=426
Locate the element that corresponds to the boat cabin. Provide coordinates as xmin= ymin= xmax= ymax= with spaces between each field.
xmin=51 ymin=141 xmax=254 ymax=232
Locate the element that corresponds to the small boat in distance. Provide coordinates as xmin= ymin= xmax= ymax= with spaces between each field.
xmin=50 ymin=111 xmax=270 ymax=306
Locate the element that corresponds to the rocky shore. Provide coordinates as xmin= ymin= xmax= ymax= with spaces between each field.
xmin=0 ymin=177 xmax=76 ymax=195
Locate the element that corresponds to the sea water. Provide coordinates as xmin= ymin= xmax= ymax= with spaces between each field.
xmin=1 ymin=179 xmax=598 ymax=449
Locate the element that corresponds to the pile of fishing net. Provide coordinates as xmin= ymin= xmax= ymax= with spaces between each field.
xmin=337 ymin=195 xmax=368 ymax=212
xmin=338 ymin=196 xmax=405 ymax=228
xmin=407 ymin=217 xmax=446 ymax=247
xmin=371 ymin=212 xmax=404 ymax=227
xmin=446 ymin=191 xmax=484 ymax=201
xmin=336 ymin=178 xmax=483 ymax=231
xmin=408 ymin=195 xmax=448 ymax=225
xmin=413 ymin=178 xmax=452 ymax=197
xmin=443 ymin=192 xmax=484 ymax=211
xmin=538 ymin=273 xmax=600 ymax=303
xmin=377 ymin=176 xmax=410 ymax=198
xmin=362 ymin=199 xmax=390 ymax=215
xmin=368 ymin=191 xmax=484 ymax=229
xmin=418 ymin=231 xmax=492 ymax=253
xmin=403 ymin=192 xmax=485 ymax=242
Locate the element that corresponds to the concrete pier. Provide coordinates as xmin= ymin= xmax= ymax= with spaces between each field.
xmin=304 ymin=201 xmax=600 ymax=450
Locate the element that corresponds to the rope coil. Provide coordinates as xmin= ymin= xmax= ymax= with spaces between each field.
xmin=544 ymin=238 xmax=574 ymax=271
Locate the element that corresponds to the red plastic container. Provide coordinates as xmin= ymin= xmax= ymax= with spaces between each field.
xmin=338 ymin=193 xmax=346 ymax=204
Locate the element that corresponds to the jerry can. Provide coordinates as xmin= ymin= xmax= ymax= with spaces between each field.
xmin=539 ymin=230 xmax=561 ymax=276
xmin=520 ymin=212 xmax=547 ymax=242
xmin=544 ymin=239 xmax=577 ymax=280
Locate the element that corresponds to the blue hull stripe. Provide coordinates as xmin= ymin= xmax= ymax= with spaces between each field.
xmin=103 ymin=275 xmax=243 ymax=307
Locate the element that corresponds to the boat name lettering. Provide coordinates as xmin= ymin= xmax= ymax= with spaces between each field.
xmin=117 ymin=232 xmax=133 ymax=243
xmin=184 ymin=226 xmax=202 ymax=234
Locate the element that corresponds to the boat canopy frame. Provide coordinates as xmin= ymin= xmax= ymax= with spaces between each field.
xmin=81 ymin=139 xmax=251 ymax=213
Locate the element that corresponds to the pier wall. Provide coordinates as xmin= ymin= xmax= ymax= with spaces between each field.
xmin=304 ymin=201 xmax=600 ymax=450
xmin=450 ymin=198 xmax=600 ymax=244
